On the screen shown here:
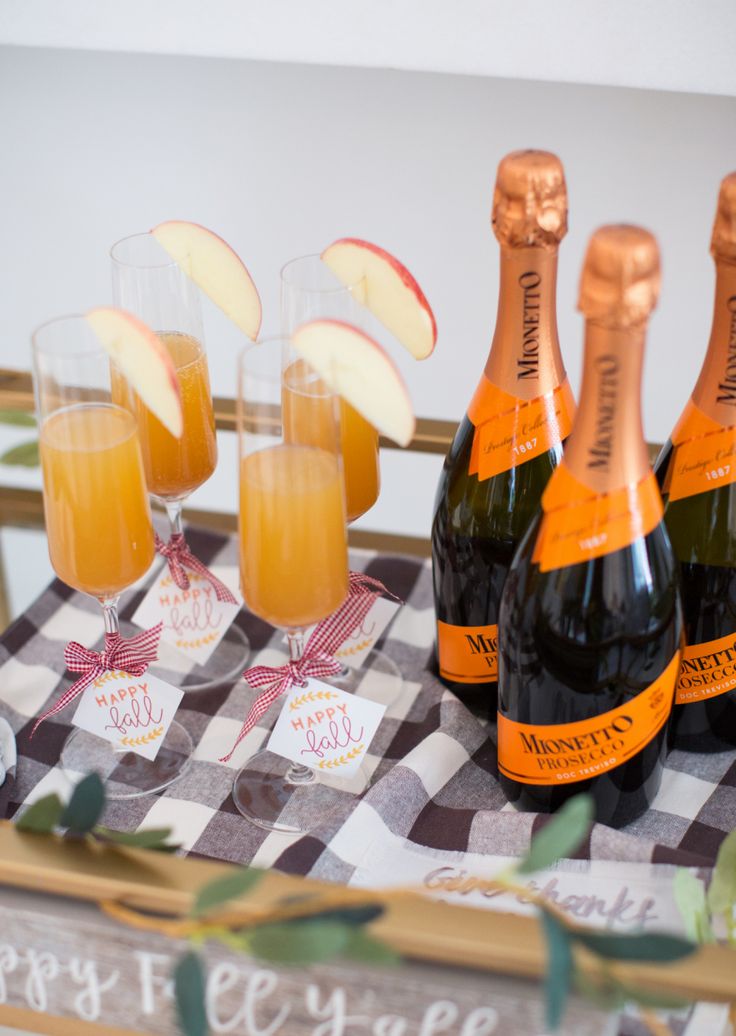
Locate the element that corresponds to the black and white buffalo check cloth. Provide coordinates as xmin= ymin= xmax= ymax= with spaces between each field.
xmin=0 ymin=527 xmax=734 ymax=1034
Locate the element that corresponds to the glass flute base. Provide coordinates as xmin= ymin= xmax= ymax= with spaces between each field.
xmin=60 ymin=721 xmax=193 ymax=800
xmin=232 ymin=749 xmax=367 ymax=834
xmin=152 ymin=623 xmax=251 ymax=693
xmin=325 ymin=647 xmax=403 ymax=707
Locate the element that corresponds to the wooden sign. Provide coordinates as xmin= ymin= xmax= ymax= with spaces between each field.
xmin=0 ymin=889 xmax=613 ymax=1036
xmin=0 ymin=822 xmax=733 ymax=1036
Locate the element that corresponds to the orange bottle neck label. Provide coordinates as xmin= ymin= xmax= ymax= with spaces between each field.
xmin=676 ymin=630 xmax=736 ymax=705
xmin=437 ymin=620 xmax=498 ymax=683
xmin=498 ymin=651 xmax=680 ymax=786
xmin=467 ymin=378 xmax=575 ymax=482
xmin=533 ymin=463 xmax=663 ymax=573
xmin=663 ymin=397 xmax=736 ymax=503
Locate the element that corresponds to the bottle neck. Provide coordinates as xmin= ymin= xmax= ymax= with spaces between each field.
xmin=485 ymin=246 xmax=565 ymax=400
xmin=691 ymin=259 xmax=736 ymax=426
xmin=563 ymin=323 xmax=650 ymax=493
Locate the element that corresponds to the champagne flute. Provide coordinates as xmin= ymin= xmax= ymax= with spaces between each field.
xmin=232 ymin=337 xmax=365 ymax=833
xmin=110 ymin=232 xmax=249 ymax=691
xmin=281 ymin=255 xmax=402 ymax=701
xmin=31 ymin=314 xmax=193 ymax=797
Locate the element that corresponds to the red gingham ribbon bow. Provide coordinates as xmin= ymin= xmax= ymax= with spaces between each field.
xmin=156 ymin=532 xmax=238 ymax=605
xmin=219 ymin=572 xmax=401 ymax=763
xmin=345 ymin=570 xmax=402 ymax=604
xmin=31 ymin=623 xmax=163 ymax=737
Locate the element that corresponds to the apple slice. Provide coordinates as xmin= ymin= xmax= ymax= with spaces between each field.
xmin=152 ymin=220 xmax=262 ymax=341
xmin=86 ymin=306 xmax=183 ymax=438
xmin=321 ymin=238 xmax=436 ymax=360
xmin=291 ymin=319 xmax=415 ymax=447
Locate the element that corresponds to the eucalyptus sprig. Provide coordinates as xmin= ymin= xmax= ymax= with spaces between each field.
xmin=174 ymin=870 xmax=397 ymax=1036
xmin=172 ymin=793 xmax=698 ymax=1036
xmin=14 ymin=777 xmax=703 ymax=1036
xmin=15 ymin=772 xmax=179 ymax=852
xmin=0 ymin=408 xmax=39 ymax=467
xmin=487 ymin=794 xmax=697 ymax=1032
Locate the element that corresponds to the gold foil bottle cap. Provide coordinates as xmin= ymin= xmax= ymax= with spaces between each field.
xmin=711 ymin=172 xmax=736 ymax=263
xmin=578 ymin=225 xmax=660 ymax=329
xmin=492 ymin=150 xmax=568 ymax=249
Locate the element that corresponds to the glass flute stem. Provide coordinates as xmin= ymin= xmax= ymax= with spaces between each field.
xmin=285 ymin=628 xmax=314 ymax=786
xmin=164 ymin=499 xmax=184 ymax=538
xmin=101 ymin=596 xmax=120 ymax=637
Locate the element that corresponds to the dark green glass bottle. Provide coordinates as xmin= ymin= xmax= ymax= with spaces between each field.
xmin=498 ymin=225 xmax=683 ymax=828
xmin=655 ymin=172 xmax=736 ymax=752
xmin=432 ymin=150 xmax=574 ymax=715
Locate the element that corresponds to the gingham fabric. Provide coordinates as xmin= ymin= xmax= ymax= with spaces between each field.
xmin=0 ymin=526 xmax=733 ymax=1035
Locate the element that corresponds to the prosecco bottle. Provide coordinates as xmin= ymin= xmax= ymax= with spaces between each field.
xmin=498 ymin=225 xmax=683 ymax=828
xmin=431 ymin=150 xmax=575 ymax=713
xmin=655 ymin=172 xmax=736 ymax=752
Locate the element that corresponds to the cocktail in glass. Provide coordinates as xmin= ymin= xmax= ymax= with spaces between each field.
xmin=32 ymin=314 xmax=193 ymax=796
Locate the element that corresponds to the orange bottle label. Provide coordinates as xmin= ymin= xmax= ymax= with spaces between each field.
xmin=664 ymin=398 xmax=736 ymax=503
xmin=533 ymin=464 xmax=663 ymax=573
xmin=467 ymin=379 xmax=575 ymax=482
xmin=437 ymin=621 xmax=498 ymax=683
xmin=498 ymin=651 xmax=680 ymax=786
xmin=676 ymin=630 xmax=736 ymax=705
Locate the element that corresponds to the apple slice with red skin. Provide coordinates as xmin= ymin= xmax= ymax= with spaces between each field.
xmin=321 ymin=238 xmax=436 ymax=360
xmin=152 ymin=220 xmax=262 ymax=341
xmin=291 ymin=319 xmax=415 ymax=448
xmin=86 ymin=306 xmax=183 ymax=438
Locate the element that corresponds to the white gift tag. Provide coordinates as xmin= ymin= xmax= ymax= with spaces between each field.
xmin=132 ymin=565 xmax=241 ymax=666
xmin=72 ymin=670 xmax=184 ymax=761
xmin=296 ymin=598 xmax=401 ymax=670
xmin=267 ymin=679 xmax=386 ymax=778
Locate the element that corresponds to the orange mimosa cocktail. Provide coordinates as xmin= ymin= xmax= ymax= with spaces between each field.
xmin=341 ymin=400 xmax=380 ymax=521
xmin=116 ymin=331 xmax=217 ymax=500
xmin=31 ymin=309 xmax=194 ymax=799
xmin=109 ymin=229 xmax=250 ymax=694
xmin=282 ymin=358 xmax=380 ymax=521
xmin=232 ymin=334 xmax=357 ymax=831
xmin=40 ymin=404 xmax=155 ymax=599
xmin=239 ymin=444 xmax=348 ymax=629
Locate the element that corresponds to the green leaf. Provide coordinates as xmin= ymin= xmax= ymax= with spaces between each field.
xmin=708 ymin=828 xmax=736 ymax=916
xmin=517 ymin=795 xmax=594 ymax=875
xmin=612 ymin=979 xmax=691 ymax=1012
xmin=0 ymin=440 xmax=39 ymax=467
xmin=673 ymin=868 xmax=715 ymax=944
xmin=573 ymin=929 xmax=696 ymax=963
xmin=343 ymin=929 xmax=400 ymax=966
xmin=293 ymin=904 xmax=385 ymax=927
xmin=250 ymin=921 xmax=350 ymax=966
xmin=60 ymin=773 xmax=105 ymax=834
xmin=572 ymin=967 xmax=628 ymax=1013
xmin=191 ymin=867 xmax=264 ymax=918
xmin=573 ymin=969 xmax=691 ymax=1014
xmin=195 ymin=926 xmax=252 ymax=952
xmin=16 ymin=793 xmax=64 ymax=833
xmin=174 ymin=951 xmax=207 ymax=1036
xmin=94 ymin=825 xmax=179 ymax=852
xmin=541 ymin=909 xmax=573 ymax=1032
xmin=0 ymin=409 xmax=36 ymax=427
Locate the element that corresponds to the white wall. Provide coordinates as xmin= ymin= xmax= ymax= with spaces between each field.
xmin=3 ymin=0 xmax=736 ymax=97
xmin=1 ymin=45 xmax=736 ymax=559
